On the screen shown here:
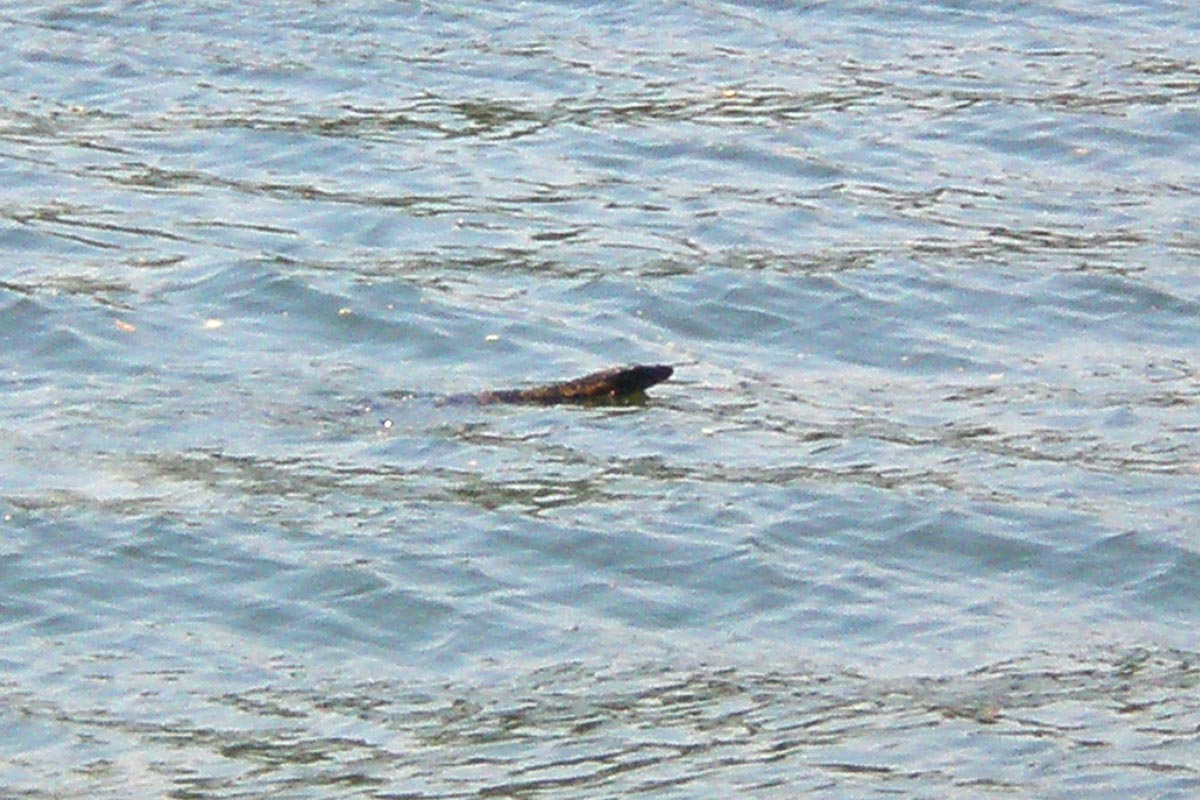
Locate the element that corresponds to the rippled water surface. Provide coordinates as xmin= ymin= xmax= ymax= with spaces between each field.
xmin=3 ymin=1 xmax=1200 ymax=797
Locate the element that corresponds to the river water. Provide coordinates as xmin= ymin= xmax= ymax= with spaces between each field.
xmin=2 ymin=1 xmax=1199 ymax=797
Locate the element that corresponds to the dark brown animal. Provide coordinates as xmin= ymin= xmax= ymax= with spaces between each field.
xmin=472 ymin=364 xmax=674 ymax=405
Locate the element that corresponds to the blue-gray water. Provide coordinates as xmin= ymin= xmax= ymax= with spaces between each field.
xmin=3 ymin=1 xmax=1200 ymax=797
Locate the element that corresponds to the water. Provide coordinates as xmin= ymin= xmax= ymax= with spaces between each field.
xmin=2 ymin=0 xmax=1199 ymax=796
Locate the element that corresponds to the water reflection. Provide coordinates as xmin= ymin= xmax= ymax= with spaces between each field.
xmin=6 ymin=648 xmax=1196 ymax=797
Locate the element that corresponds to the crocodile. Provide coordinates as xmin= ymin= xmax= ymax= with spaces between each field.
xmin=361 ymin=365 xmax=673 ymax=430
xmin=460 ymin=364 xmax=674 ymax=405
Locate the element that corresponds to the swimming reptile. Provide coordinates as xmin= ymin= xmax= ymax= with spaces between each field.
xmin=458 ymin=364 xmax=674 ymax=405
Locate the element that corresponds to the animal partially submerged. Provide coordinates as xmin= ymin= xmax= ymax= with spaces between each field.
xmin=467 ymin=364 xmax=674 ymax=405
